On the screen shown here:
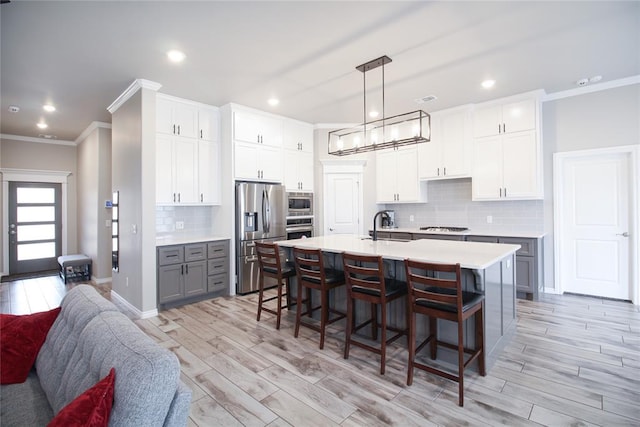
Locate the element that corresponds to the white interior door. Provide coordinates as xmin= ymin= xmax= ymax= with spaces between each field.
xmin=558 ymin=152 xmax=631 ymax=300
xmin=325 ymin=173 xmax=360 ymax=235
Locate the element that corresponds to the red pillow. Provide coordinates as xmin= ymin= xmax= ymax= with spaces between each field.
xmin=0 ymin=307 xmax=61 ymax=384
xmin=48 ymin=368 xmax=116 ymax=427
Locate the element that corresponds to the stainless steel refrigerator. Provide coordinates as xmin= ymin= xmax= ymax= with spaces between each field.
xmin=235 ymin=182 xmax=286 ymax=294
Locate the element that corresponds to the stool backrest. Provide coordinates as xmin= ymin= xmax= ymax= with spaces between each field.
xmin=342 ymin=252 xmax=386 ymax=295
xmin=256 ymin=241 xmax=283 ymax=277
xmin=293 ymin=247 xmax=325 ymax=284
xmin=404 ymin=259 xmax=463 ymax=312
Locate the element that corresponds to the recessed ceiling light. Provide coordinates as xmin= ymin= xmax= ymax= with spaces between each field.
xmin=415 ymin=95 xmax=437 ymax=104
xmin=37 ymin=122 xmax=48 ymax=129
xmin=481 ymin=79 xmax=496 ymax=89
xmin=369 ymin=110 xmax=379 ymax=118
xmin=43 ymin=104 xmax=56 ymax=112
xmin=267 ymin=98 xmax=279 ymax=107
xmin=167 ymin=50 xmax=186 ymax=63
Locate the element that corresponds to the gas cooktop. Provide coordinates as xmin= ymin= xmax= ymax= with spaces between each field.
xmin=419 ymin=226 xmax=469 ymax=233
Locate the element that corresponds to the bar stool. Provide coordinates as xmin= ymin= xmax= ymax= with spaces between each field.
xmin=255 ymin=241 xmax=295 ymax=330
xmin=404 ymin=259 xmax=485 ymax=407
xmin=342 ymin=252 xmax=407 ymax=375
xmin=292 ymin=247 xmax=346 ymax=349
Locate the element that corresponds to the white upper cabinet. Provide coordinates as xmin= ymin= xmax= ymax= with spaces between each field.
xmin=376 ymin=146 xmax=425 ymax=203
xmin=156 ymin=97 xmax=198 ymax=138
xmin=471 ymin=93 xmax=542 ymax=201
xmin=283 ymin=120 xmax=313 ymax=153
xmin=418 ymin=107 xmax=472 ymax=180
xmin=473 ymin=98 xmax=536 ymax=138
xmin=156 ymin=95 xmax=221 ymax=205
xmin=234 ymin=110 xmax=283 ymax=147
xmin=234 ymin=141 xmax=283 ymax=182
xmin=283 ymin=119 xmax=314 ymax=191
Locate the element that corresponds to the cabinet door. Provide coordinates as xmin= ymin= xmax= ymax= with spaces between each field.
xmin=473 ymin=104 xmax=502 ymax=138
xmin=472 ymin=136 xmax=503 ymax=200
xmin=198 ymin=107 xmax=219 ymax=141
xmin=158 ymin=264 xmax=183 ymax=303
xmin=156 ymin=134 xmax=174 ymax=204
xmin=441 ymin=111 xmax=471 ymax=178
xmin=283 ymin=150 xmax=300 ymax=191
xmin=515 ymin=256 xmax=535 ymax=294
xmin=173 ymin=102 xmax=198 ymax=138
xmin=376 ymin=150 xmax=397 ymax=203
xmin=260 ymin=115 xmax=283 ymax=147
xmin=283 ymin=120 xmax=312 ymax=152
xmin=198 ymin=141 xmax=221 ymax=204
xmin=174 ymin=137 xmax=198 ymax=203
xmin=156 ymin=98 xmax=175 ymax=135
xmin=184 ymin=261 xmax=207 ymax=297
xmin=418 ymin=119 xmax=441 ymax=179
xmin=395 ymin=147 xmax=419 ymax=202
xmin=502 ymin=131 xmax=539 ymax=199
xmin=298 ymin=151 xmax=314 ymax=191
xmin=234 ymin=111 xmax=262 ymax=144
xmin=234 ymin=142 xmax=260 ymax=180
xmin=259 ymin=146 xmax=283 ymax=182
xmin=502 ymin=99 xmax=536 ymax=134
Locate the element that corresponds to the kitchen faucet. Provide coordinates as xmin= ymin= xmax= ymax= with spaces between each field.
xmin=372 ymin=210 xmax=390 ymax=241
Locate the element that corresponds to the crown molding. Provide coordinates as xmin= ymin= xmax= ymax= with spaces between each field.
xmin=543 ymin=75 xmax=640 ymax=102
xmin=107 ymin=79 xmax=162 ymax=114
xmin=75 ymin=121 xmax=112 ymax=144
xmin=0 ymin=133 xmax=76 ymax=146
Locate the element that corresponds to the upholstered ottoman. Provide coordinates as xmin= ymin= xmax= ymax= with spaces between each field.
xmin=57 ymin=255 xmax=92 ymax=284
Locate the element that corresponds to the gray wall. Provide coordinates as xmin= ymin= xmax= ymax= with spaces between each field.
xmin=77 ymin=126 xmax=112 ymax=280
xmin=110 ymin=87 xmax=157 ymax=313
xmin=0 ymin=138 xmax=78 ymax=272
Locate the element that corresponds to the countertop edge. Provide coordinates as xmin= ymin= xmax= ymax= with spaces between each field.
xmin=156 ymin=235 xmax=230 ymax=247
xmin=372 ymin=227 xmax=547 ymax=239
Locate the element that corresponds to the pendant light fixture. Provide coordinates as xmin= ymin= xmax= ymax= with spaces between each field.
xmin=328 ymin=55 xmax=430 ymax=156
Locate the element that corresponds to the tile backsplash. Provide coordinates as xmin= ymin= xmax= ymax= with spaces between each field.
xmin=388 ymin=178 xmax=544 ymax=233
xmin=156 ymin=206 xmax=214 ymax=235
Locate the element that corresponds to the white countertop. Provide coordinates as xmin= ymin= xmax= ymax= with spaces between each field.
xmin=156 ymin=234 xmax=230 ymax=247
xmin=376 ymin=227 xmax=546 ymax=239
xmin=277 ymin=234 xmax=519 ymax=270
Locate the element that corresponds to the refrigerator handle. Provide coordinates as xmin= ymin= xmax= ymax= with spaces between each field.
xmin=264 ymin=189 xmax=271 ymax=233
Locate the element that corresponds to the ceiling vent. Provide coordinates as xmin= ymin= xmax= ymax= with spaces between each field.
xmin=38 ymin=134 xmax=57 ymax=139
xmin=8 ymin=105 xmax=20 ymax=113
xmin=415 ymin=95 xmax=438 ymax=104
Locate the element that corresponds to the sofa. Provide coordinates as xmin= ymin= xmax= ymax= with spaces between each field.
xmin=0 ymin=285 xmax=192 ymax=426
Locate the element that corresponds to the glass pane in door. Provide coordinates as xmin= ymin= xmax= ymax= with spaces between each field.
xmin=17 ymin=224 xmax=56 ymax=241
xmin=17 ymin=206 xmax=55 ymax=222
xmin=17 ymin=242 xmax=56 ymax=261
xmin=17 ymin=187 xmax=55 ymax=204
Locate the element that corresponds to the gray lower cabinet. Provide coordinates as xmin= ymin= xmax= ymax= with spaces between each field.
xmin=467 ymin=235 xmax=543 ymax=300
xmin=157 ymin=239 xmax=230 ymax=307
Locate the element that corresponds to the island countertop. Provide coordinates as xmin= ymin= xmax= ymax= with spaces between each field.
xmin=277 ymin=234 xmax=519 ymax=270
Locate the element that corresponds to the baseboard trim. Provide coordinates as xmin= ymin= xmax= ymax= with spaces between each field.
xmin=93 ymin=276 xmax=112 ymax=285
xmin=110 ymin=290 xmax=158 ymax=319
xmin=544 ymin=286 xmax=560 ymax=295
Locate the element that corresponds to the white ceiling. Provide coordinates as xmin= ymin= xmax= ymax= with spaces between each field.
xmin=1 ymin=1 xmax=638 ymax=142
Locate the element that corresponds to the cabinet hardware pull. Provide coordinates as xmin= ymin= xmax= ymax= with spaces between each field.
xmin=177 ymin=125 xmax=181 ymax=135
xmin=186 ymin=264 xmax=189 ymax=274
xmin=616 ymin=232 xmax=630 ymax=237
xmin=498 ymin=124 xmax=501 ymax=134
xmin=499 ymin=188 xmax=502 ymax=197
xmin=444 ymin=167 xmax=446 ymax=176
xmin=167 ymin=254 xmax=177 ymax=258
xmin=201 ymin=194 xmax=203 ymax=202
xmin=504 ymin=187 xmax=507 ymax=197
xmin=200 ymin=130 xmax=203 ymax=139
xmin=178 ymin=193 xmax=181 ymax=202
xmin=173 ymin=124 xmax=176 ymax=134
xmin=181 ymin=265 xmax=184 ymax=275
xmin=437 ymin=167 xmax=440 ymax=176
xmin=173 ymin=193 xmax=176 ymax=203
xmin=503 ymin=124 xmax=506 ymax=133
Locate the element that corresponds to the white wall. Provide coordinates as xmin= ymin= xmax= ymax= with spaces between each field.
xmin=77 ymin=125 xmax=112 ymax=280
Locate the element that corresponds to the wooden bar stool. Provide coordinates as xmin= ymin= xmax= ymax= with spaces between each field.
xmin=292 ymin=247 xmax=346 ymax=349
xmin=342 ymin=252 xmax=407 ymax=375
xmin=404 ymin=259 xmax=485 ymax=406
xmin=255 ymin=241 xmax=295 ymax=330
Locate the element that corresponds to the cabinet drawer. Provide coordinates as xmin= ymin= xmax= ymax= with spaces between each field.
xmin=158 ymin=246 xmax=184 ymax=266
xmin=185 ymin=244 xmax=207 ymax=262
xmin=207 ymin=241 xmax=229 ymax=259
xmin=500 ymin=237 xmax=535 ymax=256
xmin=467 ymin=236 xmax=499 ymax=244
xmin=208 ymin=273 xmax=228 ymax=293
xmin=208 ymin=259 xmax=227 ymax=275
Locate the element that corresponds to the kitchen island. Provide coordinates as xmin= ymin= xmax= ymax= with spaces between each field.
xmin=277 ymin=234 xmax=520 ymax=371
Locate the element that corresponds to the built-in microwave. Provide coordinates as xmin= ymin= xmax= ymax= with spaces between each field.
xmin=287 ymin=192 xmax=313 ymax=216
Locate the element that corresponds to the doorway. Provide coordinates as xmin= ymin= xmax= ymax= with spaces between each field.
xmin=554 ymin=146 xmax=638 ymax=303
xmin=8 ymin=182 xmax=62 ymax=275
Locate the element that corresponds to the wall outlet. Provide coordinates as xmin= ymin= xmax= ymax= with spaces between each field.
xmin=409 ymin=215 xmax=415 ymax=222
xmin=131 ymin=224 xmax=137 ymax=234
xmin=487 ymin=215 xmax=493 ymax=224
xmin=125 ymin=277 xmax=129 ymax=287
xmin=176 ymin=221 xmax=185 ymax=230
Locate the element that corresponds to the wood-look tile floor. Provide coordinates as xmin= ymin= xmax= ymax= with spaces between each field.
xmin=2 ymin=275 xmax=639 ymax=426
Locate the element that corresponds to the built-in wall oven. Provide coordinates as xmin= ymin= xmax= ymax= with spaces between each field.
xmin=286 ymin=192 xmax=314 ymax=239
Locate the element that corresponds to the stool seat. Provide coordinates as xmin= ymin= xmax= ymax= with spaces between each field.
xmin=262 ymin=261 xmax=296 ymax=277
xmin=415 ymin=289 xmax=484 ymax=313
xmin=58 ymin=255 xmax=92 ymax=284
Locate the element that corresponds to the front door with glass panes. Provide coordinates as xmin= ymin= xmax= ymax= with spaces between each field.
xmin=8 ymin=182 xmax=62 ymax=274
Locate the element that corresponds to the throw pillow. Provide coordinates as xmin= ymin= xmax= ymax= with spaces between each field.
xmin=48 ymin=368 xmax=116 ymax=427
xmin=0 ymin=306 xmax=61 ymax=384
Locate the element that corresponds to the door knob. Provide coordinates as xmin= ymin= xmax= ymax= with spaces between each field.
xmin=616 ymin=232 xmax=629 ymax=237
xmin=329 ymin=228 xmax=334 ymax=231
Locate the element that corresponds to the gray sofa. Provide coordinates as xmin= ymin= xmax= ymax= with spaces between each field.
xmin=0 ymin=285 xmax=191 ymax=426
